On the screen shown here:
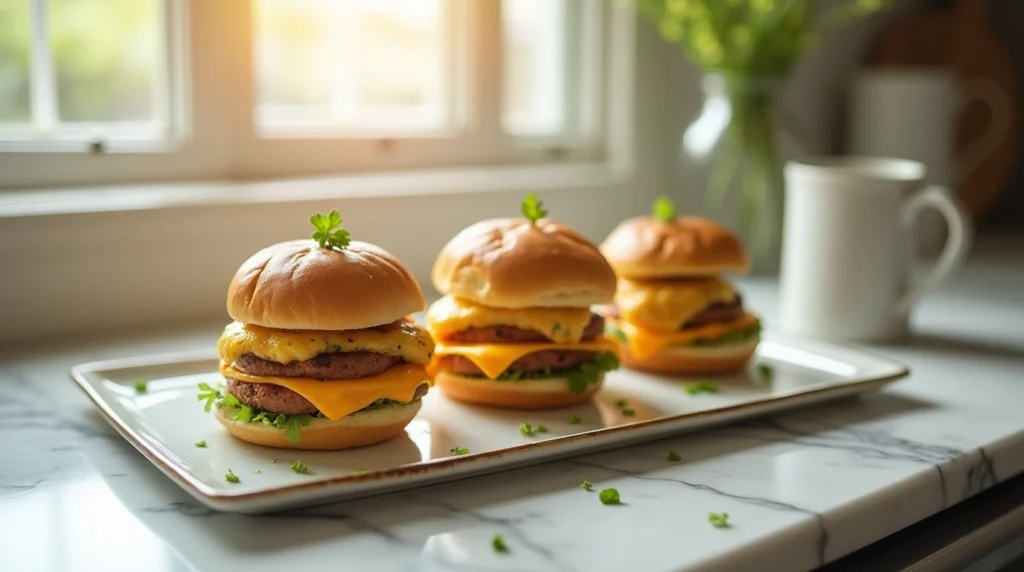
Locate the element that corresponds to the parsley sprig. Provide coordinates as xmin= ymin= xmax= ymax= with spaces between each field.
xmin=450 ymin=447 xmax=470 ymax=455
xmin=708 ymin=512 xmax=730 ymax=528
xmin=519 ymin=422 xmax=549 ymax=437
xmin=196 ymin=382 xmax=311 ymax=443
xmin=652 ymin=196 xmax=677 ymax=222
xmin=683 ymin=380 xmax=719 ymax=396
xmin=225 ymin=469 xmax=240 ymax=483
xmin=599 ymin=488 xmax=621 ymax=505
xmin=521 ymin=194 xmax=548 ymax=225
xmin=310 ymin=209 xmax=351 ymax=250
xmin=567 ymin=353 xmax=620 ymax=394
xmin=580 ymin=480 xmax=593 ymax=491
xmin=291 ymin=461 xmax=308 ymax=474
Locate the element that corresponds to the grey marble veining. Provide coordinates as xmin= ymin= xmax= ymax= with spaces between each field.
xmin=2 ymin=236 xmax=1023 ymax=572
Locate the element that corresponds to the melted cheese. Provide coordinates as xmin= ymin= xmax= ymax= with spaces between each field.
xmin=615 ymin=277 xmax=737 ymax=331
xmin=432 ymin=338 xmax=619 ymax=379
xmin=220 ymin=362 xmax=429 ymax=421
xmin=617 ymin=314 xmax=759 ymax=360
xmin=426 ymin=295 xmax=594 ymax=343
xmin=217 ymin=320 xmax=434 ymax=366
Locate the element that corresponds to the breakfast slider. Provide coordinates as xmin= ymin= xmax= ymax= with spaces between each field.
xmin=201 ymin=211 xmax=434 ymax=450
xmin=426 ymin=195 xmax=620 ymax=409
xmin=599 ymin=198 xmax=761 ymax=375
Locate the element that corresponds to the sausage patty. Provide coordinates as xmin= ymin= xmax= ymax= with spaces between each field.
xmin=682 ymin=297 xmax=745 ymax=329
xmin=233 ymin=351 xmax=401 ymax=380
xmin=602 ymin=299 xmax=744 ymax=329
xmin=446 ymin=313 xmax=604 ymax=343
xmin=225 ymin=377 xmax=430 ymax=416
xmin=436 ymin=350 xmax=598 ymax=377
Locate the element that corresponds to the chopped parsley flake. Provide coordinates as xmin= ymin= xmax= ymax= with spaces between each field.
xmin=450 ymin=447 xmax=470 ymax=455
xmin=491 ymin=534 xmax=509 ymax=553
xmin=683 ymin=380 xmax=718 ymax=395
xmin=621 ymin=408 xmax=635 ymax=417
xmin=351 ymin=468 xmax=367 ymax=474
xmin=580 ymin=480 xmax=593 ymax=491
xmin=224 ymin=469 xmax=239 ymax=483
xmin=536 ymin=424 xmax=548 ymax=433
xmin=269 ymin=459 xmax=277 ymax=463
xmin=757 ymin=363 xmax=775 ymax=380
xmin=614 ymin=399 xmax=628 ymax=408
xmin=254 ymin=469 xmax=262 ymax=474
xmin=133 ymin=379 xmax=147 ymax=394
xmin=194 ymin=440 xmax=207 ymax=448
xmin=598 ymin=488 xmax=621 ymax=505
xmin=667 ymin=450 xmax=681 ymax=462
xmin=708 ymin=512 xmax=730 ymax=528
xmin=291 ymin=461 xmax=308 ymax=474
xmin=569 ymin=415 xmax=581 ymax=425
xmin=519 ymin=422 xmax=535 ymax=436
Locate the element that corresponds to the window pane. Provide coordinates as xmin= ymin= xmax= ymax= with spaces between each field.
xmin=502 ymin=0 xmax=570 ymax=136
xmin=255 ymin=0 xmax=447 ymax=133
xmin=0 ymin=0 xmax=31 ymax=123
xmin=50 ymin=0 xmax=161 ymax=123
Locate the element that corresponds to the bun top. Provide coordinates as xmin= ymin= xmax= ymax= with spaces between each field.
xmin=227 ymin=240 xmax=426 ymax=330
xmin=600 ymin=216 xmax=748 ymax=278
xmin=431 ymin=218 xmax=616 ymax=309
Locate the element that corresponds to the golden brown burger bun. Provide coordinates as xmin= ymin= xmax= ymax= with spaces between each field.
xmin=214 ymin=401 xmax=421 ymax=450
xmin=227 ymin=239 xmax=425 ymax=330
xmin=600 ymin=216 xmax=749 ymax=279
xmin=434 ymin=371 xmax=602 ymax=409
xmin=431 ymin=218 xmax=616 ymax=309
xmin=617 ymin=337 xmax=758 ymax=375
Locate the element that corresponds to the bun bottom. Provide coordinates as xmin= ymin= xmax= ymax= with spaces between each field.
xmin=434 ymin=371 xmax=602 ymax=410
xmin=619 ymin=338 xmax=759 ymax=376
xmin=214 ymin=402 xmax=421 ymax=450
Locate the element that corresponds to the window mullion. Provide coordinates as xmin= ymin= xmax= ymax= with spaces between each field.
xmin=468 ymin=0 xmax=505 ymax=151
xmin=28 ymin=0 xmax=57 ymax=134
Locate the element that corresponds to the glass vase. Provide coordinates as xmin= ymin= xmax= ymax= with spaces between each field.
xmin=683 ymin=73 xmax=799 ymax=273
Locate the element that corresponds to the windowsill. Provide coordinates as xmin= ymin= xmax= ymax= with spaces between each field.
xmin=0 ymin=160 xmax=632 ymax=219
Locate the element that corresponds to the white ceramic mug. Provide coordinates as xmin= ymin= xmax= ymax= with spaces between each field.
xmin=778 ymin=157 xmax=973 ymax=341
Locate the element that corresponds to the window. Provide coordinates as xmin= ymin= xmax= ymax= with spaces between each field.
xmin=0 ymin=0 xmax=181 ymax=151
xmin=0 ymin=0 xmax=613 ymax=188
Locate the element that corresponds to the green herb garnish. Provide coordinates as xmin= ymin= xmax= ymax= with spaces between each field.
xmin=580 ymin=480 xmax=593 ymax=491
xmin=254 ymin=469 xmax=262 ymax=474
xmin=291 ymin=461 xmax=308 ymax=474
xmin=667 ymin=450 xmax=681 ymax=462
xmin=607 ymin=326 xmax=627 ymax=342
xmin=566 ymin=353 xmax=620 ymax=394
xmin=569 ymin=415 xmax=581 ymax=425
xmin=708 ymin=512 xmax=730 ymax=528
xmin=599 ymin=488 xmax=621 ymax=505
xmin=536 ymin=424 xmax=548 ymax=433
xmin=521 ymin=193 xmax=548 ymax=225
xmin=519 ymin=422 xmax=535 ymax=437
xmin=757 ymin=363 xmax=775 ymax=380
xmin=351 ymin=468 xmax=367 ymax=474
xmin=614 ymin=399 xmax=628 ymax=408
xmin=196 ymin=382 xmax=221 ymax=412
xmin=491 ymin=534 xmax=509 ymax=553
xmin=309 ymin=209 xmax=351 ymax=250
xmin=269 ymin=459 xmax=277 ymax=463
xmin=684 ymin=380 xmax=719 ymax=395
xmin=652 ymin=196 xmax=677 ymax=222
xmin=450 ymin=447 xmax=470 ymax=455
xmin=621 ymin=408 xmax=635 ymax=417
xmin=225 ymin=469 xmax=239 ymax=483
xmin=194 ymin=440 xmax=207 ymax=448
xmin=133 ymin=379 xmax=147 ymax=394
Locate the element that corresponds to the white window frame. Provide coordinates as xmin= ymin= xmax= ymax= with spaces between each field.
xmin=0 ymin=0 xmax=610 ymax=189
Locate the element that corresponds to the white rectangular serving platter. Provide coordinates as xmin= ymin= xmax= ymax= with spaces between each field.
xmin=72 ymin=332 xmax=908 ymax=514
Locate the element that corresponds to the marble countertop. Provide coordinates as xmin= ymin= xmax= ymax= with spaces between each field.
xmin=2 ymin=235 xmax=1023 ymax=572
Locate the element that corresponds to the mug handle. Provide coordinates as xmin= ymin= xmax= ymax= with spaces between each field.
xmin=955 ymin=78 xmax=1012 ymax=186
xmin=898 ymin=185 xmax=974 ymax=314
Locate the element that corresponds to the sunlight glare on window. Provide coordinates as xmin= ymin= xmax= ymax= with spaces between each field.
xmin=502 ymin=0 xmax=570 ymax=136
xmin=0 ymin=0 xmax=32 ymax=123
xmin=255 ymin=0 xmax=448 ymax=134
